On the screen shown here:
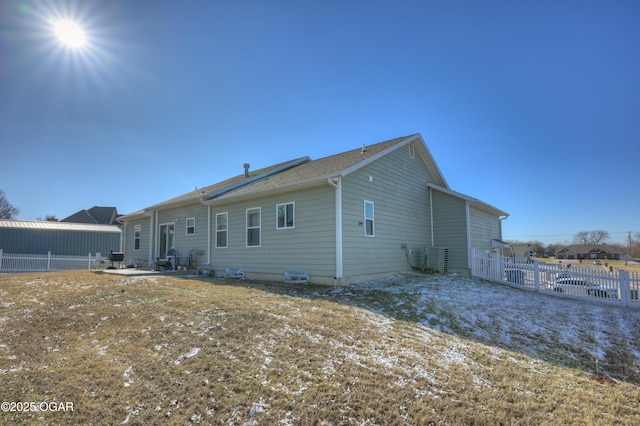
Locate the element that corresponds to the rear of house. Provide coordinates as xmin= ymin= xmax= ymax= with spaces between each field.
xmin=118 ymin=134 xmax=508 ymax=284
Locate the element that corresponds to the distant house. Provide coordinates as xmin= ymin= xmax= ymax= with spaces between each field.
xmin=117 ymin=134 xmax=508 ymax=284
xmin=61 ymin=206 xmax=121 ymax=225
xmin=555 ymin=245 xmax=620 ymax=260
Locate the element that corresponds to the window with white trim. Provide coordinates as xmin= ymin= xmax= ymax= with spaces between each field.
xmin=364 ymin=201 xmax=374 ymax=237
xmin=216 ymin=213 xmax=228 ymax=248
xmin=186 ymin=217 xmax=195 ymax=235
xmin=246 ymin=208 xmax=261 ymax=247
xmin=134 ymin=225 xmax=141 ymax=250
xmin=409 ymin=143 xmax=415 ymax=159
xmin=276 ymin=202 xmax=295 ymax=229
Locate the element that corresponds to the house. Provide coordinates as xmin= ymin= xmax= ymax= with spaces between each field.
xmin=555 ymin=245 xmax=620 ymax=260
xmin=117 ymin=134 xmax=508 ymax=284
xmin=0 ymin=220 xmax=122 ymax=256
xmin=61 ymin=206 xmax=121 ymax=225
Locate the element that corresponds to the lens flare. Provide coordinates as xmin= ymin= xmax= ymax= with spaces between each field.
xmin=54 ymin=20 xmax=86 ymax=48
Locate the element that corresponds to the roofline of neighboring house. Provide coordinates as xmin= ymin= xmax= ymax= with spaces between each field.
xmin=427 ymin=183 xmax=509 ymax=217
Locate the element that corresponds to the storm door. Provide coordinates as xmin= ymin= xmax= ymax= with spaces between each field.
xmin=159 ymin=223 xmax=175 ymax=257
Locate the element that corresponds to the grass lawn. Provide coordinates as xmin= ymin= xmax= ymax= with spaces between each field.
xmin=1 ymin=271 xmax=639 ymax=424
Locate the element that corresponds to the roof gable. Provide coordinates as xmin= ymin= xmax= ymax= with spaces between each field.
xmin=61 ymin=206 xmax=119 ymax=225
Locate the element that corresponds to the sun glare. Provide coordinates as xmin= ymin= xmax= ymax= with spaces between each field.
xmin=54 ymin=20 xmax=87 ymax=48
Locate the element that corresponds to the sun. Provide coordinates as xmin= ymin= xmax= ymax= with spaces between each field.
xmin=53 ymin=20 xmax=87 ymax=48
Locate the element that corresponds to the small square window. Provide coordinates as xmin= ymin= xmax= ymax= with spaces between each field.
xmin=186 ymin=217 xmax=195 ymax=235
xmin=276 ymin=202 xmax=295 ymax=229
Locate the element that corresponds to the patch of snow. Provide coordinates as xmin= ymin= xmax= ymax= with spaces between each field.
xmin=123 ymin=366 xmax=134 ymax=387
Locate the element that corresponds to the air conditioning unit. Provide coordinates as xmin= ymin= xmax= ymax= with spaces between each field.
xmin=425 ymin=247 xmax=449 ymax=273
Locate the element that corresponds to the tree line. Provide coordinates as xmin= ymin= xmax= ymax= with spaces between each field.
xmin=508 ymin=229 xmax=640 ymax=259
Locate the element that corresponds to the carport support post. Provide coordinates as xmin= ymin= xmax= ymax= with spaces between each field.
xmin=619 ymin=270 xmax=631 ymax=306
xmin=533 ymin=260 xmax=540 ymax=291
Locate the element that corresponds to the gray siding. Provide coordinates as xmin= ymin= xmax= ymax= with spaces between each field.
xmin=0 ymin=228 xmax=121 ymax=256
xmin=122 ymin=217 xmax=152 ymax=265
xmin=210 ymin=184 xmax=336 ymax=279
xmin=431 ymin=189 xmax=469 ymax=270
xmin=156 ymin=205 xmax=209 ymax=266
xmin=469 ymin=207 xmax=501 ymax=252
xmin=341 ymin=143 xmax=433 ymax=277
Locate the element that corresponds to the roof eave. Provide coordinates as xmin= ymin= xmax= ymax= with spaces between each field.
xmin=428 ymin=183 xmax=508 ymax=217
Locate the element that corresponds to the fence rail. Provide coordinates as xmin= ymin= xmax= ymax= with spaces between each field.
xmin=471 ymin=248 xmax=639 ymax=308
xmin=0 ymin=249 xmax=99 ymax=272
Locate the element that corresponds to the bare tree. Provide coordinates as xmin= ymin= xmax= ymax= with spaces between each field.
xmin=573 ymin=230 xmax=610 ymax=245
xmin=0 ymin=190 xmax=19 ymax=219
xmin=573 ymin=231 xmax=590 ymax=245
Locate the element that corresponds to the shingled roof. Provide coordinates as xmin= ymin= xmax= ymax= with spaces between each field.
xmin=118 ymin=134 xmax=448 ymax=221
xmin=61 ymin=206 xmax=120 ymax=225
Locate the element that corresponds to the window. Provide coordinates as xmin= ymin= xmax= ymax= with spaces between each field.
xmin=186 ymin=217 xmax=195 ymax=235
xmin=216 ymin=213 xmax=228 ymax=248
xmin=409 ymin=143 xmax=415 ymax=159
xmin=134 ymin=225 xmax=141 ymax=250
xmin=276 ymin=202 xmax=294 ymax=229
xmin=246 ymin=208 xmax=261 ymax=247
xmin=364 ymin=201 xmax=374 ymax=237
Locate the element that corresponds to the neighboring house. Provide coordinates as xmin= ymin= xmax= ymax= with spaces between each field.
xmin=0 ymin=220 xmax=122 ymax=256
xmin=555 ymin=245 xmax=620 ymax=260
xmin=61 ymin=206 xmax=121 ymax=225
xmin=117 ymin=134 xmax=508 ymax=284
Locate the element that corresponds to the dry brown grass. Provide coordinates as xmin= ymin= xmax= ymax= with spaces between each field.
xmin=1 ymin=271 xmax=639 ymax=424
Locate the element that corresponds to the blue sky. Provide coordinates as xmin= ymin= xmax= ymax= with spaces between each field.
xmin=1 ymin=0 xmax=638 ymax=245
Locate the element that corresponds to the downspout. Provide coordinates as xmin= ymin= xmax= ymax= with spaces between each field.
xmin=150 ymin=211 xmax=156 ymax=265
xmin=499 ymin=215 xmax=509 ymax=241
xmin=120 ymin=222 xmax=125 ymax=253
xmin=327 ymin=177 xmax=343 ymax=280
xmin=465 ymin=201 xmax=472 ymax=269
xmin=207 ymin=205 xmax=211 ymax=266
xmin=429 ymin=187 xmax=434 ymax=247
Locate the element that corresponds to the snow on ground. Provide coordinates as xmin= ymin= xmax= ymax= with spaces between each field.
xmin=313 ymin=272 xmax=640 ymax=380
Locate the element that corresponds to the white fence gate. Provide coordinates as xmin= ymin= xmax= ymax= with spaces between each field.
xmin=0 ymin=249 xmax=99 ymax=272
xmin=471 ymin=248 xmax=639 ymax=308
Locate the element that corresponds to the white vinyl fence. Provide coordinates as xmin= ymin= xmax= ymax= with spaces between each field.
xmin=0 ymin=249 xmax=100 ymax=272
xmin=471 ymin=248 xmax=639 ymax=308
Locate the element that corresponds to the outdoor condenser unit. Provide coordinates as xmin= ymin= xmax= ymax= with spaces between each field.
xmin=425 ymin=246 xmax=449 ymax=273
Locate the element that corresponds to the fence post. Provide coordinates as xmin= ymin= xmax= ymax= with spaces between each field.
xmin=533 ymin=260 xmax=540 ymax=291
xmin=0 ymin=249 xmax=3 ymax=272
xmin=619 ymin=269 xmax=631 ymax=306
xmin=88 ymin=252 xmax=92 ymax=270
xmin=47 ymin=251 xmax=51 ymax=271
